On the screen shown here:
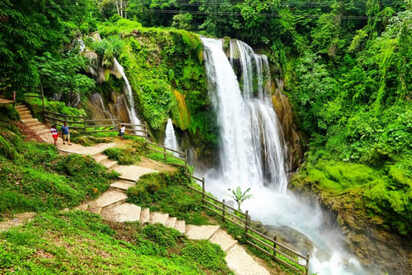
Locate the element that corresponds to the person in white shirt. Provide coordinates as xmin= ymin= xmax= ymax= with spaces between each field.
xmin=119 ymin=125 xmax=126 ymax=138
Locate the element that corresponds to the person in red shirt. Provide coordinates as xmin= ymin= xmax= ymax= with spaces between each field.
xmin=50 ymin=124 xmax=58 ymax=146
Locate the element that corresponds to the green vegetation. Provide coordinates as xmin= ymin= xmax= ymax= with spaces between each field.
xmin=0 ymin=211 xmax=232 ymax=274
xmin=23 ymin=93 xmax=87 ymax=120
xmin=91 ymin=18 xmax=218 ymax=155
xmin=0 ymin=0 xmax=98 ymax=99
xmin=104 ymin=147 xmax=139 ymax=165
xmin=121 ymin=136 xmax=187 ymax=167
xmin=0 ymin=107 xmax=117 ymax=216
xmin=127 ymin=168 xmax=208 ymax=225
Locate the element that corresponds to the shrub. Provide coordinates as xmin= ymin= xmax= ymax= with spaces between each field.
xmin=181 ymin=240 xmax=228 ymax=272
xmin=103 ymin=147 xmax=139 ymax=165
xmin=142 ymin=224 xmax=182 ymax=248
xmin=127 ymin=170 xmax=208 ymax=224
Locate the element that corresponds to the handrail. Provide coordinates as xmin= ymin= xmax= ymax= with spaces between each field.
xmin=181 ymin=176 xmax=310 ymax=274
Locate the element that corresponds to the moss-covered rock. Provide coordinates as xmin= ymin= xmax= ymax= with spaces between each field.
xmin=289 ymin=158 xmax=412 ymax=274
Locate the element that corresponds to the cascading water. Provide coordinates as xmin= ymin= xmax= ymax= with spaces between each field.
xmin=113 ymin=58 xmax=141 ymax=132
xmin=201 ymin=37 xmax=366 ymax=275
xmin=202 ymin=37 xmax=288 ymax=192
xmin=164 ymin=118 xmax=180 ymax=156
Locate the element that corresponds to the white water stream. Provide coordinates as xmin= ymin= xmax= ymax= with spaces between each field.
xmin=164 ymin=118 xmax=180 ymax=156
xmin=113 ymin=58 xmax=141 ymax=131
xmin=201 ymin=37 xmax=366 ymax=275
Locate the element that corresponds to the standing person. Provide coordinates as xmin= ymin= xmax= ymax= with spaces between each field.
xmin=61 ymin=122 xmax=71 ymax=145
xmin=119 ymin=124 xmax=126 ymax=138
xmin=50 ymin=124 xmax=58 ymax=146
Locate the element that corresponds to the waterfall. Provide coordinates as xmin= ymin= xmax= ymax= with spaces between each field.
xmin=113 ymin=58 xmax=141 ymax=131
xmin=164 ymin=118 xmax=180 ymax=156
xmin=202 ymin=37 xmax=288 ymax=192
xmin=201 ymin=38 xmax=365 ymax=275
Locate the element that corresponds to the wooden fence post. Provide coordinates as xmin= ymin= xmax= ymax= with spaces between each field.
xmin=305 ymin=254 xmax=310 ymax=275
xmin=222 ymin=199 xmax=226 ymax=223
xmin=273 ymin=235 xmax=277 ymax=257
xmin=83 ymin=118 xmax=87 ymax=133
xmin=163 ymin=146 xmax=167 ymax=161
xmin=184 ymin=150 xmax=188 ymax=169
xmin=201 ymin=177 xmax=205 ymax=205
xmin=244 ymin=210 xmax=249 ymax=237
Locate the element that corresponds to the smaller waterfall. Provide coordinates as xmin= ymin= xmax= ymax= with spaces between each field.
xmin=113 ymin=58 xmax=141 ymax=132
xmin=90 ymin=93 xmax=115 ymax=123
xmin=164 ymin=118 xmax=180 ymax=156
xmin=77 ymin=38 xmax=86 ymax=52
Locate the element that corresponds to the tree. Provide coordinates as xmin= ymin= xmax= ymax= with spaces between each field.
xmin=230 ymin=186 xmax=252 ymax=211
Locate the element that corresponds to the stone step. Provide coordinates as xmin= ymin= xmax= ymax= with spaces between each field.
xmin=150 ymin=212 xmax=169 ymax=226
xmin=101 ymin=203 xmax=141 ymax=223
xmin=175 ymin=220 xmax=186 ymax=234
xmin=31 ymin=124 xmax=47 ymax=131
xmin=19 ymin=114 xmax=33 ymax=119
xmin=22 ymin=118 xmax=38 ymax=124
xmin=100 ymin=158 xmax=118 ymax=169
xmin=140 ymin=208 xmax=150 ymax=224
xmin=92 ymin=154 xmax=108 ymax=163
xmin=185 ymin=225 xmax=220 ymax=240
xmin=110 ymin=181 xmax=136 ymax=191
xmin=15 ymin=105 xmax=29 ymax=110
xmin=114 ymin=165 xmax=157 ymax=182
xmin=209 ymin=229 xmax=238 ymax=252
xmin=34 ymin=128 xmax=50 ymax=136
xmin=26 ymin=121 xmax=43 ymax=128
xmin=225 ymin=244 xmax=270 ymax=275
xmin=165 ymin=217 xmax=177 ymax=229
xmin=88 ymin=190 xmax=127 ymax=214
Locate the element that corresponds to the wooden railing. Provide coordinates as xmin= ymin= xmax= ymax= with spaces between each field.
xmin=43 ymin=111 xmax=147 ymax=137
xmin=185 ymin=176 xmax=310 ymax=275
xmin=20 ymin=94 xmax=310 ymax=274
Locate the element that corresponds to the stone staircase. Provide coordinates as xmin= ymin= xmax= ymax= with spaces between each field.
xmin=14 ymin=103 xmax=271 ymax=275
xmin=15 ymin=104 xmax=57 ymax=143
xmin=84 ymin=153 xmax=271 ymax=275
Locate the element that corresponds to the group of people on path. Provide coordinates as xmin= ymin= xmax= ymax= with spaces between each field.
xmin=50 ymin=122 xmax=127 ymax=146
xmin=50 ymin=122 xmax=71 ymax=146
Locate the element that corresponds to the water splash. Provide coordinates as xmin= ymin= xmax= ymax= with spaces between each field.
xmin=164 ymin=118 xmax=180 ymax=156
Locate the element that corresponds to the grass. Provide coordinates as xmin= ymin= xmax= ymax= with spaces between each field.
xmin=127 ymin=168 xmax=209 ymax=225
xmin=0 ymin=115 xmax=118 ymax=217
xmin=0 ymin=211 xmax=232 ymax=274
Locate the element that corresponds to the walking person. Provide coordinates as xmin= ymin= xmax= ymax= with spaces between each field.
xmin=119 ymin=124 xmax=126 ymax=138
xmin=50 ymin=124 xmax=58 ymax=146
xmin=61 ymin=121 xmax=71 ymax=145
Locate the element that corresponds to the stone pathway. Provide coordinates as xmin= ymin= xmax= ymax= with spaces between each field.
xmin=13 ymin=104 xmax=271 ymax=275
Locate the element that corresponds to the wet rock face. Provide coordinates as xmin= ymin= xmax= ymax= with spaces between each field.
xmin=86 ymin=92 xmax=130 ymax=123
xmin=271 ymin=79 xmax=303 ymax=171
xmin=289 ymin=183 xmax=412 ymax=275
